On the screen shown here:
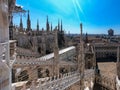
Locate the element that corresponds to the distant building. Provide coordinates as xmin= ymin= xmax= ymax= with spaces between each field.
xmin=108 ymin=29 xmax=114 ymax=36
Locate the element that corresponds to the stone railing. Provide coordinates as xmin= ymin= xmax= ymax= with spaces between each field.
xmin=10 ymin=40 xmax=17 ymax=67
xmin=14 ymin=46 xmax=76 ymax=67
xmin=0 ymin=42 xmax=6 ymax=61
xmin=12 ymin=69 xmax=95 ymax=90
xmin=16 ymin=46 xmax=76 ymax=61
xmin=35 ymin=71 xmax=80 ymax=90
xmin=1 ymin=40 xmax=17 ymax=66
xmin=14 ymin=59 xmax=53 ymax=67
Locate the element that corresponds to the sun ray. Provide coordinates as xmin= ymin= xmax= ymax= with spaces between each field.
xmin=72 ymin=0 xmax=81 ymax=22
xmin=75 ymin=0 xmax=84 ymax=14
xmin=74 ymin=0 xmax=86 ymax=21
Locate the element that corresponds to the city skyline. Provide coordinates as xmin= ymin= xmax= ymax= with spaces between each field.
xmin=14 ymin=0 xmax=120 ymax=34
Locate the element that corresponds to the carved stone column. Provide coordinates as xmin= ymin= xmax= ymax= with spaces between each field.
xmin=53 ymin=29 xmax=59 ymax=76
xmin=0 ymin=0 xmax=13 ymax=90
xmin=78 ymin=23 xmax=85 ymax=90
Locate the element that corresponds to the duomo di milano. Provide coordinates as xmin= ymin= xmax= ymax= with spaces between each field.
xmin=9 ymin=10 xmax=66 ymax=56
xmin=0 ymin=0 xmax=120 ymax=90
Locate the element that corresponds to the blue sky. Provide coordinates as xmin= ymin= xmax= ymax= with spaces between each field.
xmin=14 ymin=0 xmax=120 ymax=34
